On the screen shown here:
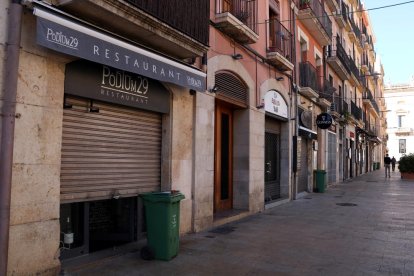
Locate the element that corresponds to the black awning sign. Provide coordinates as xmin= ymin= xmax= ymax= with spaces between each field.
xmin=316 ymin=113 xmax=333 ymax=129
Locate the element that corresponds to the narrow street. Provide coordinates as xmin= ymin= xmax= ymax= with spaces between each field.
xmin=63 ymin=169 xmax=414 ymax=276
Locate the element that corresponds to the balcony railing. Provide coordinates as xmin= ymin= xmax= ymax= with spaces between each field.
xmin=328 ymin=35 xmax=352 ymax=73
xmin=299 ymin=0 xmax=332 ymax=38
xmin=266 ymin=18 xmax=293 ymax=63
xmin=343 ymin=100 xmax=349 ymax=113
xmin=349 ymin=56 xmax=360 ymax=79
xmin=341 ymin=2 xmax=350 ymax=25
xmin=320 ymin=80 xmax=335 ymax=101
xmin=299 ymin=62 xmax=321 ymax=93
xmin=217 ymin=0 xmax=258 ymax=33
xmin=349 ymin=17 xmax=361 ymax=41
xmin=126 ymin=0 xmax=209 ymax=45
xmin=351 ymin=101 xmax=362 ymax=120
xmin=371 ymin=98 xmax=380 ymax=114
xmin=363 ymin=88 xmax=373 ymax=101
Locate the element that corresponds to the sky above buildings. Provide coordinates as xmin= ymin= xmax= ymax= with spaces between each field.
xmin=363 ymin=0 xmax=414 ymax=85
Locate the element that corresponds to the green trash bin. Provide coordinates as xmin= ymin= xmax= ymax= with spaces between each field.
xmin=140 ymin=191 xmax=185 ymax=261
xmin=314 ymin=170 xmax=327 ymax=193
xmin=376 ymin=162 xmax=380 ymax=170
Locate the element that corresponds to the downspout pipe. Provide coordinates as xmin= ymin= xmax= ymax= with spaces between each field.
xmin=0 ymin=0 xmax=23 ymax=274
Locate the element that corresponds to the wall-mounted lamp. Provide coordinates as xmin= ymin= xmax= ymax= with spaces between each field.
xmin=89 ymin=100 xmax=100 ymax=113
xmin=256 ymin=103 xmax=265 ymax=109
xmin=209 ymin=85 xmax=219 ymax=93
xmin=189 ymin=89 xmax=196 ymax=96
xmin=232 ymin=53 xmax=243 ymax=60
xmin=276 ymin=76 xmax=284 ymax=81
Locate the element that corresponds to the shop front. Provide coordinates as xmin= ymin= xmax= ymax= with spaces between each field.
xmin=33 ymin=6 xmax=206 ymax=259
xmin=263 ymin=90 xmax=290 ymax=204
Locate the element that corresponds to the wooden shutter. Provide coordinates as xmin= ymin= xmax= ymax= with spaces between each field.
xmin=60 ymin=96 xmax=162 ymax=203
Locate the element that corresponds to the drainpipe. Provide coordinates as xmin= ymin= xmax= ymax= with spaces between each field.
xmin=0 ymin=1 xmax=23 ymax=274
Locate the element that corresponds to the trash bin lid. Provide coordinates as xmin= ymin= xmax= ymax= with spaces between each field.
xmin=140 ymin=191 xmax=185 ymax=203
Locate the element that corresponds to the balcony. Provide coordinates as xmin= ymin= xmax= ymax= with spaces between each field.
xmin=56 ymin=0 xmax=210 ymax=59
xmin=395 ymin=127 xmax=414 ymax=135
xmin=348 ymin=18 xmax=362 ymax=49
xmin=299 ymin=62 xmax=320 ymax=99
xmin=318 ymin=81 xmax=334 ymax=108
xmin=325 ymin=0 xmax=340 ymax=13
xmin=342 ymin=2 xmax=352 ymax=31
xmin=330 ymin=94 xmax=343 ymax=118
xmin=351 ymin=101 xmax=362 ymax=121
xmin=298 ymin=0 xmax=332 ymax=46
xmin=362 ymin=88 xmax=374 ymax=110
xmin=348 ymin=57 xmax=361 ymax=87
xmin=214 ymin=0 xmax=259 ymax=44
xmin=327 ymin=36 xmax=351 ymax=80
xmin=361 ymin=55 xmax=369 ymax=74
xmin=266 ymin=18 xmax=294 ymax=71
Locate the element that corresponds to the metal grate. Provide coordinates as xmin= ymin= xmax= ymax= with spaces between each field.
xmin=215 ymin=72 xmax=248 ymax=107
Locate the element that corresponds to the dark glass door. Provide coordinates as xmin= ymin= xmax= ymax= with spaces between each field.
xmin=265 ymin=132 xmax=281 ymax=202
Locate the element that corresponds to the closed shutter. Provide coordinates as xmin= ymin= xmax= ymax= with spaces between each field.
xmin=327 ymin=132 xmax=337 ymax=184
xmin=60 ymin=96 xmax=162 ymax=203
xmin=298 ymin=138 xmax=308 ymax=193
xmin=215 ymin=71 xmax=248 ymax=108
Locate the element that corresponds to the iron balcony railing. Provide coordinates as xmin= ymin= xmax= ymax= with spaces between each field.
xmin=328 ymin=35 xmax=352 ymax=74
xmin=217 ymin=0 xmax=258 ymax=33
xmin=299 ymin=0 xmax=332 ymax=38
xmin=341 ymin=2 xmax=350 ymax=24
xmin=363 ymin=88 xmax=373 ymax=101
xmin=126 ymin=0 xmax=209 ymax=45
xmin=343 ymin=100 xmax=349 ymax=114
xmin=371 ymin=98 xmax=380 ymax=114
xmin=321 ymin=80 xmax=335 ymax=101
xmin=266 ymin=18 xmax=293 ymax=63
xmin=299 ymin=62 xmax=321 ymax=93
xmin=331 ymin=94 xmax=343 ymax=114
xmin=349 ymin=56 xmax=360 ymax=80
xmin=351 ymin=101 xmax=362 ymax=121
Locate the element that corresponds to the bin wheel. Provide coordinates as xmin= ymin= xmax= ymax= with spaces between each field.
xmin=140 ymin=246 xmax=155 ymax=261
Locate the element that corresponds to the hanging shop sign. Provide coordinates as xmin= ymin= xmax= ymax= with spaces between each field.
xmin=264 ymin=90 xmax=288 ymax=119
xmin=34 ymin=8 xmax=206 ymax=92
xmin=300 ymin=110 xmax=313 ymax=129
xmin=316 ymin=113 xmax=333 ymax=129
xmin=65 ymin=60 xmax=170 ymax=113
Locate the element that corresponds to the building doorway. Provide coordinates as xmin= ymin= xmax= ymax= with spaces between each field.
xmin=214 ymin=102 xmax=233 ymax=212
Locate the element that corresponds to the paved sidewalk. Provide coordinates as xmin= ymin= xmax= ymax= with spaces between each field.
xmin=63 ymin=169 xmax=414 ymax=276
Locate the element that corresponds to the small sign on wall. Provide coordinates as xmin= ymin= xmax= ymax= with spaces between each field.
xmin=264 ymin=90 xmax=288 ymax=119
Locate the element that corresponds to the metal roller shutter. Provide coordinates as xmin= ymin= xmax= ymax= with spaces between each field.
xmin=60 ymin=96 xmax=162 ymax=203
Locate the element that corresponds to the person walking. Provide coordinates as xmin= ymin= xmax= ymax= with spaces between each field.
xmin=384 ymin=154 xmax=391 ymax=178
xmin=391 ymin=156 xmax=397 ymax=172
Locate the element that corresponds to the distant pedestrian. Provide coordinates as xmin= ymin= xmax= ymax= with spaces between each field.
xmin=384 ymin=154 xmax=391 ymax=178
xmin=391 ymin=156 xmax=397 ymax=172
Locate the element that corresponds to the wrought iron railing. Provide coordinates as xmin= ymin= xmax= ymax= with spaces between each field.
xmin=126 ymin=0 xmax=209 ymax=45
xmin=320 ymin=80 xmax=335 ymax=101
xmin=343 ymin=100 xmax=349 ymax=114
xmin=351 ymin=101 xmax=362 ymax=120
xmin=349 ymin=56 xmax=360 ymax=80
xmin=363 ymin=88 xmax=373 ymax=100
xmin=341 ymin=2 xmax=350 ymax=24
xmin=266 ymin=18 xmax=293 ymax=63
xmin=299 ymin=0 xmax=332 ymax=38
xmin=216 ymin=0 xmax=258 ymax=33
xmin=299 ymin=62 xmax=321 ymax=92
xmin=328 ymin=35 xmax=352 ymax=75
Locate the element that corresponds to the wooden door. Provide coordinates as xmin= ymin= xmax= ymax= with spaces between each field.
xmin=214 ymin=103 xmax=233 ymax=212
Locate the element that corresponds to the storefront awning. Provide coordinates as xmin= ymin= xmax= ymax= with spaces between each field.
xmin=34 ymin=7 xmax=206 ymax=91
